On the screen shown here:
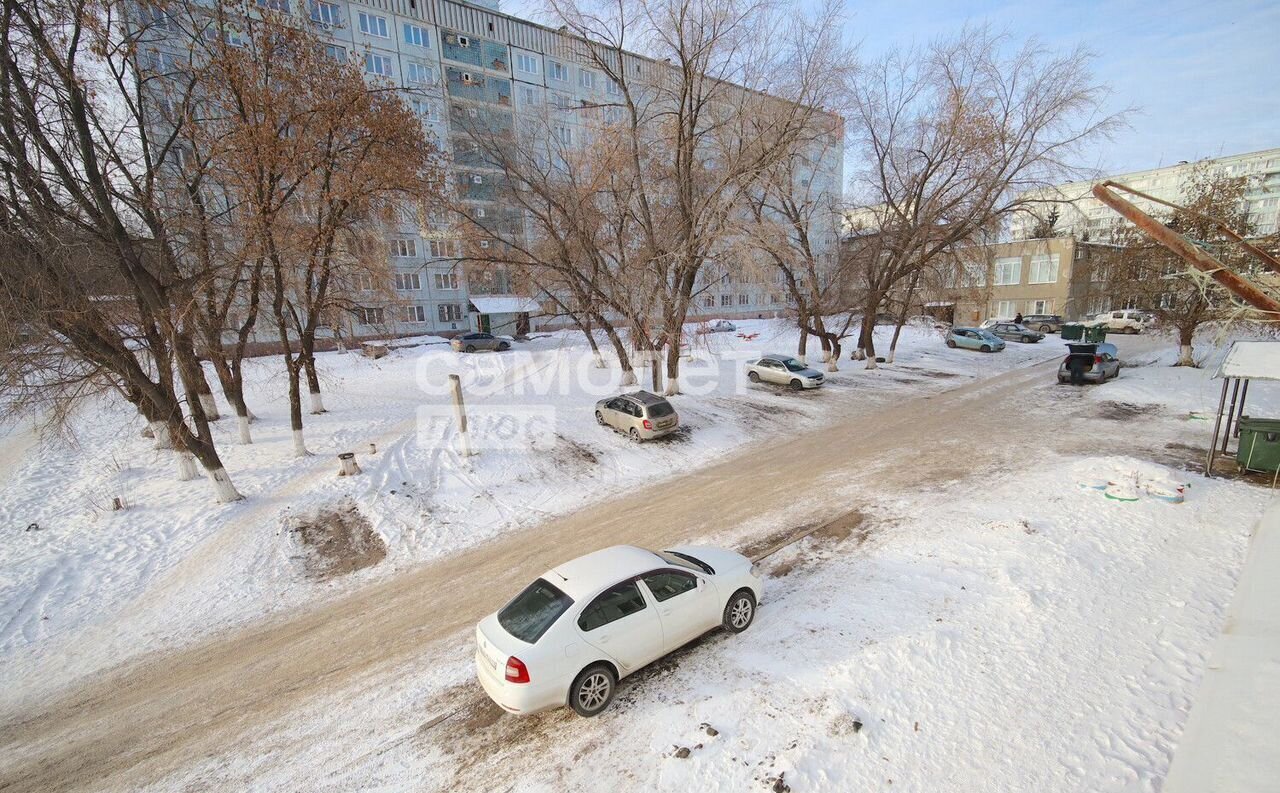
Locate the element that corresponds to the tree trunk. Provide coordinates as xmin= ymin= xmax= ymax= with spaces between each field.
xmin=1175 ymin=324 xmax=1196 ymax=366
xmin=860 ymin=310 xmax=879 ymax=369
xmin=304 ymin=356 xmax=326 ymax=414
xmin=592 ymin=312 xmax=635 ymax=385
xmin=796 ymin=312 xmax=809 ymax=363
xmin=208 ymin=353 xmax=253 ymax=443
xmin=163 ymin=404 xmax=243 ymax=501
xmin=663 ymin=342 xmax=681 ymax=396
xmin=191 ymin=365 xmax=220 ymax=421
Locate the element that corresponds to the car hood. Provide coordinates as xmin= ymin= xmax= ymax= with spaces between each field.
xmin=794 ymin=368 xmax=823 ymax=378
xmin=665 ymin=545 xmax=751 ymax=576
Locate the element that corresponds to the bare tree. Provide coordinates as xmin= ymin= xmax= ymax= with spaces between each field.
xmin=847 ymin=26 xmax=1125 ymax=368
xmin=0 ymin=0 xmax=244 ymax=500
xmin=187 ymin=5 xmax=444 ymax=455
xmin=1099 ymin=164 xmax=1259 ymax=366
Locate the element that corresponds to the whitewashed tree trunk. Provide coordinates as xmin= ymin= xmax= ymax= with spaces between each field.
xmin=206 ymin=467 xmax=242 ymax=502
xmin=1177 ymin=344 xmax=1195 ymax=366
xmin=663 ymin=380 xmax=680 ymax=397
xmin=175 ymin=450 xmax=198 ymax=481
xmin=292 ymin=429 xmax=309 ymax=457
xmin=826 ymin=358 xmax=839 ymax=372
xmin=150 ymin=420 xmax=172 ymax=449
xmin=198 ymin=392 xmax=220 ymax=421
xmin=309 ymin=391 xmax=326 ymax=414
xmin=593 ymin=352 xmax=606 ymax=369
xmin=886 ymin=350 xmax=896 ymax=364
xmin=865 ymin=356 xmax=878 ymax=370
xmin=619 ymin=370 xmax=638 ymax=386
xmin=237 ymin=414 xmax=253 ymax=444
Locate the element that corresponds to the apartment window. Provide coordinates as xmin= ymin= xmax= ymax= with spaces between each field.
xmin=720 ymin=294 xmax=732 ymax=307
xmin=323 ymin=43 xmax=347 ymax=62
xmin=404 ymin=305 xmax=427 ymax=322
xmin=993 ymin=300 xmax=1017 ymax=319
xmin=354 ymin=273 xmax=374 ymax=291
xmin=1091 ymin=263 xmax=1108 ymax=283
xmin=394 ymin=272 xmax=421 ymax=290
xmin=139 ymin=4 xmax=171 ymax=30
xmin=1088 ymin=296 xmax=1109 ymax=314
xmin=961 ymin=262 xmax=987 ymax=288
xmin=434 ymin=272 xmax=459 ymax=290
xmin=438 ymin=303 xmax=463 ymax=322
xmin=738 ymin=294 xmax=749 ymax=306
xmin=475 ymin=207 xmax=486 ymax=218
xmin=994 ymin=257 xmax=1021 ymax=286
xmin=605 ymin=79 xmax=621 ymax=97
xmin=549 ymin=61 xmax=567 ymax=81
xmin=311 ymin=1 xmax=341 ymax=25
xmin=389 ymin=239 xmax=417 ymax=258
xmin=553 ymin=124 xmax=572 ymax=145
xmin=518 ymin=85 xmax=539 ymax=106
xmin=702 ymin=295 xmax=714 ymax=308
xmin=515 ymin=53 xmax=539 ymax=75
xmin=365 ymin=53 xmax=392 ymax=77
xmin=1028 ymin=254 xmax=1059 ymax=284
xmin=358 ymin=307 xmax=384 ymax=324
xmin=403 ymin=23 xmax=430 ymax=48
xmin=1031 ymin=299 xmax=1052 ymax=314
xmin=770 ymin=294 xmax=781 ymax=305
xmin=358 ymin=12 xmax=388 ymax=37
xmin=410 ymin=98 xmax=441 ymax=122
xmin=407 ymin=62 xmax=435 ymax=85
xmin=257 ymin=0 xmax=289 ymax=10
xmin=579 ymin=70 xmax=596 ymax=90
xmin=428 ymin=239 xmax=456 ymax=258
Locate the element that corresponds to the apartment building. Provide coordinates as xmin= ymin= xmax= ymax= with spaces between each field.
xmin=929 ymin=237 xmax=1116 ymax=325
xmin=137 ymin=0 xmax=842 ymax=340
xmin=1011 ymin=147 xmax=1280 ymax=242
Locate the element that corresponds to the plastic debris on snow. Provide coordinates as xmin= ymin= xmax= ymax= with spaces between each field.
xmin=1073 ymin=457 xmax=1190 ymax=504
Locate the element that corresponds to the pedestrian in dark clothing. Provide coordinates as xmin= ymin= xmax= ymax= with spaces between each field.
xmin=1068 ymin=354 xmax=1088 ymax=385
xmin=1014 ymin=312 xmax=1024 ymax=324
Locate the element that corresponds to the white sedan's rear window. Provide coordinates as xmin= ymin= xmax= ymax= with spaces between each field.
xmin=499 ymin=578 xmax=573 ymax=643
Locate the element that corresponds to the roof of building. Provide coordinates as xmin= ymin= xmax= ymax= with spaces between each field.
xmin=545 ymin=545 xmax=664 ymax=599
xmin=1214 ymin=341 xmax=1280 ymax=382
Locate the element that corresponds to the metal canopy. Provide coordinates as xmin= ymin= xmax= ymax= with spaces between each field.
xmin=1213 ymin=341 xmax=1280 ymax=383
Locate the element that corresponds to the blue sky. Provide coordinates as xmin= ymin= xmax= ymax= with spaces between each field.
xmin=503 ymin=0 xmax=1279 ymax=176
xmin=843 ymin=0 xmax=1279 ymax=174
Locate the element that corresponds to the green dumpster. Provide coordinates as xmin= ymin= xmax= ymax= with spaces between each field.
xmin=1084 ymin=325 xmax=1108 ymax=343
xmin=1061 ymin=323 xmax=1085 ymax=341
xmin=1237 ymin=417 xmax=1280 ymax=473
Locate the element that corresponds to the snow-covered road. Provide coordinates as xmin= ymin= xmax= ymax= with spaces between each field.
xmin=3 ymin=333 xmax=1274 ymax=792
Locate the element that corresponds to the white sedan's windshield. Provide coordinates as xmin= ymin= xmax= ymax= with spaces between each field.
xmin=782 ymin=359 xmax=806 ymax=372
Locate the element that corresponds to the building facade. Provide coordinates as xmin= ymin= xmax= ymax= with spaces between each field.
xmin=138 ymin=0 xmax=842 ymax=341
xmin=1011 ymin=147 xmax=1280 ymax=242
xmin=930 ymin=237 xmax=1115 ymax=325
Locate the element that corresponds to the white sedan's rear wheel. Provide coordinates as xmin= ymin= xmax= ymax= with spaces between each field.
xmin=569 ymin=664 xmax=616 ymax=717
xmin=723 ymin=589 xmax=756 ymax=633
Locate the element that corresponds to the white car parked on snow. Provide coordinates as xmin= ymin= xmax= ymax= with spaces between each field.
xmin=1088 ymin=309 xmax=1148 ymax=334
xmin=744 ymin=353 xmax=825 ymax=390
xmin=475 ymin=545 xmax=762 ymax=717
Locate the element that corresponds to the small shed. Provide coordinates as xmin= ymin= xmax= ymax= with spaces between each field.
xmin=1208 ymin=341 xmax=1280 ymax=477
xmin=468 ymin=296 xmax=541 ymax=337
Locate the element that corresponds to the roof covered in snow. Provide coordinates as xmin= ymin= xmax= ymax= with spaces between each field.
xmin=1214 ymin=341 xmax=1280 ymax=382
xmin=469 ymin=296 xmax=541 ymax=315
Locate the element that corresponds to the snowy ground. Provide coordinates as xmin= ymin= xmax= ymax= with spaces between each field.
xmin=0 ymin=319 xmax=1052 ymax=704
xmin=128 ymin=329 xmax=1280 ymax=793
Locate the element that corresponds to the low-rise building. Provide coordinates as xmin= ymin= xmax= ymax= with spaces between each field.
xmin=927 ymin=237 xmax=1117 ymax=325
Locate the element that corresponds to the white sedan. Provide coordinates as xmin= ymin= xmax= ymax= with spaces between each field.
xmin=745 ymin=353 xmax=825 ymax=389
xmin=475 ymin=545 xmax=762 ymax=717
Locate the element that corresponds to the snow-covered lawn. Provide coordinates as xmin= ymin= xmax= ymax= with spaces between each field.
xmin=0 ymin=319 xmax=1052 ymax=702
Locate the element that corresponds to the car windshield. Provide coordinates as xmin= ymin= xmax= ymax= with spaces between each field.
xmin=656 ymin=550 xmax=714 ymax=575
xmin=497 ymin=578 xmax=573 ymax=644
xmin=646 ymin=401 xmax=675 ymax=418
xmin=781 ymin=358 xmax=806 ymax=372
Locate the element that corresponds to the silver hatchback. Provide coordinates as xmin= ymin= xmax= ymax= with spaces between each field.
xmin=595 ymin=391 xmax=680 ymax=441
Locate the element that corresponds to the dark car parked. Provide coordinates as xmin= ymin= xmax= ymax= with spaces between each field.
xmin=987 ymin=322 xmax=1045 ymax=343
xmin=1021 ymin=314 xmax=1064 ymax=333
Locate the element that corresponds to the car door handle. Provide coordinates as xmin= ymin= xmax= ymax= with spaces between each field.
xmin=597 ymin=634 xmax=611 ymax=644
xmin=660 ymin=609 xmax=672 ymax=616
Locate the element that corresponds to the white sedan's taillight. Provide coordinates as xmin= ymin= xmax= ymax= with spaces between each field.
xmin=505 ymin=656 xmax=530 ymax=684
